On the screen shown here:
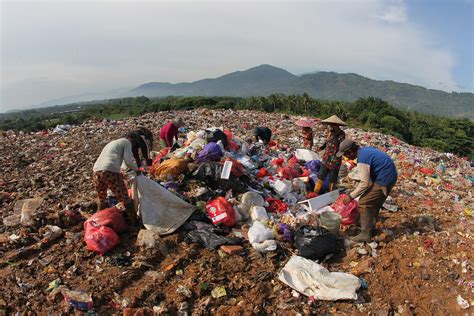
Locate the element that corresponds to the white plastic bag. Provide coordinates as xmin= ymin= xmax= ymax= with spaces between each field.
xmin=279 ymin=255 xmax=361 ymax=300
xmin=295 ymin=149 xmax=320 ymax=162
xmin=250 ymin=206 xmax=269 ymax=222
xmin=252 ymin=239 xmax=277 ymax=252
xmin=248 ymin=221 xmax=274 ymax=244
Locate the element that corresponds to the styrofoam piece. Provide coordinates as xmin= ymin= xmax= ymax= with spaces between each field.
xmin=298 ymin=190 xmax=340 ymax=211
xmin=220 ymin=161 xmax=233 ymax=179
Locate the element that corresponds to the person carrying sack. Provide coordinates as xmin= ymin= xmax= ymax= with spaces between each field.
xmin=314 ymin=115 xmax=346 ymax=194
xmin=336 ymin=139 xmax=398 ymax=242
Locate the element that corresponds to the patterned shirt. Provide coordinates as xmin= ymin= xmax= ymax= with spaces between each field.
xmin=302 ymin=127 xmax=314 ymax=150
xmin=322 ymin=129 xmax=345 ymax=170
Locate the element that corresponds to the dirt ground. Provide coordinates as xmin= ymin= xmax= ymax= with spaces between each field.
xmin=0 ymin=109 xmax=472 ymax=315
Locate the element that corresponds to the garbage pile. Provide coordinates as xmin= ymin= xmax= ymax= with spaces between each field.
xmin=0 ymin=109 xmax=472 ymax=314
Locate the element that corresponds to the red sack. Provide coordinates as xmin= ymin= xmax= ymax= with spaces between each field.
xmin=331 ymin=194 xmax=359 ymax=225
xmin=265 ymin=197 xmax=288 ymax=214
xmin=86 ymin=207 xmax=128 ymax=233
xmin=271 ymin=157 xmax=285 ymax=167
xmin=205 ymin=197 xmax=236 ymax=227
xmin=223 ymin=129 xmax=233 ymax=141
xmin=84 ymin=221 xmax=120 ymax=255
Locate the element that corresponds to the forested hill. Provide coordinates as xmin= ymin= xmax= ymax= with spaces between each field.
xmin=131 ymin=65 xmax=474 ymax=119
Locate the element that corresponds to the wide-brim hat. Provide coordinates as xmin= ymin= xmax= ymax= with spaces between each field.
xmin=320 ymin=115 xmax=347 ymax=126
xmin=295 ymin=118 xmax=316 ymax=127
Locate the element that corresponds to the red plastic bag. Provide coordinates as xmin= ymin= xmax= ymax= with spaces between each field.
xmin=257 ymin=167 xmax=269 ymax=179
xmin=226 ymin=158 xmax=244 ymax=177
xmin=331 ymin=194 xmax=359 ymax=225
xmin=288 ymin=156 xmax=301 ymax=168
xmin=278 ymin=166 xmax=301 ymax=180
xmin=227 ymin=140 xmax=240 ymax=152
xmin=205 ymin=197 xmax=236 ymax=227
xmin=86 ymin=207 xmax=128 ymax=233
xmin=271 ymin=157 xmax=285 ymax=167
xmin=84 ymin=221 xmax=120 ymax=255
xmin=265 ymin=197 xmax=288 ymax=214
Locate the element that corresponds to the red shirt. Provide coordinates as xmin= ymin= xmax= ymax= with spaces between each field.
xmin=159 ymin=121 xmax=178 ymax=147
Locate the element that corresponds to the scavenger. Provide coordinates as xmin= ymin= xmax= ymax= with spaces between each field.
xmin=314 ymin=115 xmax=346 ymax=194
xmin=336 ymin=139 xmax=398 ymax=242
xmin=92 ymin=134 xmax=141 ymax=210
xmin=160 ymin=118 xmax=184 ymax=148
xmin=253 ymin=126 xmax=272 ymax=145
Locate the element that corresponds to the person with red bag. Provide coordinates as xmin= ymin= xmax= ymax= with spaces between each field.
xmin=336 ymin=139 xmax=398 ymax=242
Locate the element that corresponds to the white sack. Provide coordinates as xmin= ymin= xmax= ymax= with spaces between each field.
xmin=279 ymin=255 xmax=361 ymax=301
xmin=133 ymin=175 xmax=195 ymax=235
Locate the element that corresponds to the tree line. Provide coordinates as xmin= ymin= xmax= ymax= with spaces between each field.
xmin=1 ymin=95 xmax=472 ymax=158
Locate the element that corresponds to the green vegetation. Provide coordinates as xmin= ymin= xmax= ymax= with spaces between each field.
xmin=1 ymin=95 xmax=473 ymax=158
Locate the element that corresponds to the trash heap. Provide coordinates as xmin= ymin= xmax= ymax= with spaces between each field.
xmin=0 ymin=109 xmax=472 ymax=315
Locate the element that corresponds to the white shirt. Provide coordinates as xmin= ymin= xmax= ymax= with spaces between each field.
xmin=93 ymin=138 xmax=138 ymax=173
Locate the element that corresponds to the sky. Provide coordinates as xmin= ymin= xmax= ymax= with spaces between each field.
xmin=0 ymin=0 xmax=473 ymax=112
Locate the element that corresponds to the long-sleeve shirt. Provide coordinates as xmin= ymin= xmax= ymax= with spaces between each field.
xmin=160 ymin=121 xmax=178 ymax=147
xmin=93 ymin=138 xmax=138 ymax=173
xmin=321 ymin=129 xmax=345 ymax=170
xmin=349 ymin=147 xmax=398 ymax=199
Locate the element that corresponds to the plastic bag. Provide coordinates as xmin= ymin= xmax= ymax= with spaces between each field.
xmin=331 ymin=194 xmax=359 ymax=225
xmin=265 ymin=197 xmax=288 ymax=214
xmin=84 ymin=221 xmax=120 ymax=255
xmin=295 ymin=226 xmax=336 ymax=260
xmin=250 ymin=206 xmax=269 ymax=222
xmin=277 ymin=166 xmax=301 ymax=180
xmin=185 ymin=228 xmax=239 ymax=250
xmin=248 ymin=221 xmax=274 ymax=244
xmin=252 ymin=239 xmax=277 ymax=252
xmin=86 ymin=207 xmax=128 ymax=233
xmin=195 ymin=142 xmax=223 ymax=163
xmin=205 ymin=197 xmax=236 ymax=227
xmin=305 ymin=160 xmax=321 ymax=173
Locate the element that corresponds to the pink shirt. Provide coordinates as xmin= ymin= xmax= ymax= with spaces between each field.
xmin=159 ymin=121 xmax=178 ymax=147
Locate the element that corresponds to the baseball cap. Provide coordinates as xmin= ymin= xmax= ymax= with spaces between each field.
xmin=336 ymin=139 xmax=356 ymax=158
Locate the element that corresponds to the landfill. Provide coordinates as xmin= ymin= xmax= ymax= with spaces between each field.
xmin=0 ymin=109 xmax=473 ymax=314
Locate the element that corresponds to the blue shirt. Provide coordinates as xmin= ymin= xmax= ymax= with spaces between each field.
xmin=358 ymin=147 xmax=397 ymax=186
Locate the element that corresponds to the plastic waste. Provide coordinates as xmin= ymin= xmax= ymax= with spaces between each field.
xmin=252 ymin=239 xmax=277 ymax=252
xmin=205 ymin=197 xmax=236 ymax=227
xmin=265 ymin=197 xmax=288 ymax=213
xmin=278 ymin=255 xmax=361 ymax=300
xmin=295 ymin=149 xmax=320 ymax=162
xmin=84 ymin=221 xmax=120 ymax=255
xmin=61 ymin=289 xmax=93 ymax=311
xmin=456 ymin=295 xmax=470 ymax=309
xmin=86 ymin=206 xmax=128 ymax=233
xmin=273 ymin=179 xmax=292 ymax=195
xmin=250 ymin=206 xmax=269 ymax=222
xmin=331 ymin=194 xmax=359 ymax=225
xmin=41 ymin=225 xmax=63 ymax=242
xmin=295 ymin=226 xmax=336 ymax=260
xmin=319 ymin=210 xmax=342 ymax=235
xmin=211 ymin=286 xmax=227 ymax=299
xmin=195 ymin=142 xmax=223 ymax=163
xmin=15 ymin=198 xmax=44 ymax=226
xmin=185 ymin=228 xmax=239 ymax=250
xmin=3 ymin=214 xmax=21 ymax=227
xmin=248 ymin=221 xmax=274 ymax=244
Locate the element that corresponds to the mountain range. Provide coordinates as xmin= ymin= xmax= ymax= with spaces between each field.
xmin=42 ymin=65 xmax=474 ymax=119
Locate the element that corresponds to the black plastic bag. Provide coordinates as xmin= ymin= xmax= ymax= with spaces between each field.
xmin=295 ymin=226 xmax=336 ymax=260
xmin=185 ymin=228 xmax=240 ymax=250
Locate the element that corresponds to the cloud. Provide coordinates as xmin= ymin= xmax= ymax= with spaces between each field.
xmin=375 ymin=0 xmax=408 ymax=23
xmin=0 ymin=0 xmax=463 ymax=111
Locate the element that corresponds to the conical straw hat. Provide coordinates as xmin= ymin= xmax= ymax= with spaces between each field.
xmin=320 ymin=115 xmax=347 ymax=126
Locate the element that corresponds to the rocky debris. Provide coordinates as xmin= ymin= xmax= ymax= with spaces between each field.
xmin=0 ymin=109 xmax=472 ymax=314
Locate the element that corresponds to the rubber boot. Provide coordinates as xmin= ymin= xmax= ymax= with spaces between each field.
xmin=350 ymin=209 xmax=375 ymax=242
xmin=328 ymin=182 xmax=337 ymax=192
xmin=313 ymin=179 xmax=324 ymax=194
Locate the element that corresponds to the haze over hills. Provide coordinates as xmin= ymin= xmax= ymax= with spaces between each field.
xmin=26 ymin=65 xmax=473 ymax=119
xmin=130 ymin=65 xmax=473 ymax=119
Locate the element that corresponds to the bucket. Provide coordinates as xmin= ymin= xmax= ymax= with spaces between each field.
xmin=319 ymin=211 xmax=341 ymax=235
